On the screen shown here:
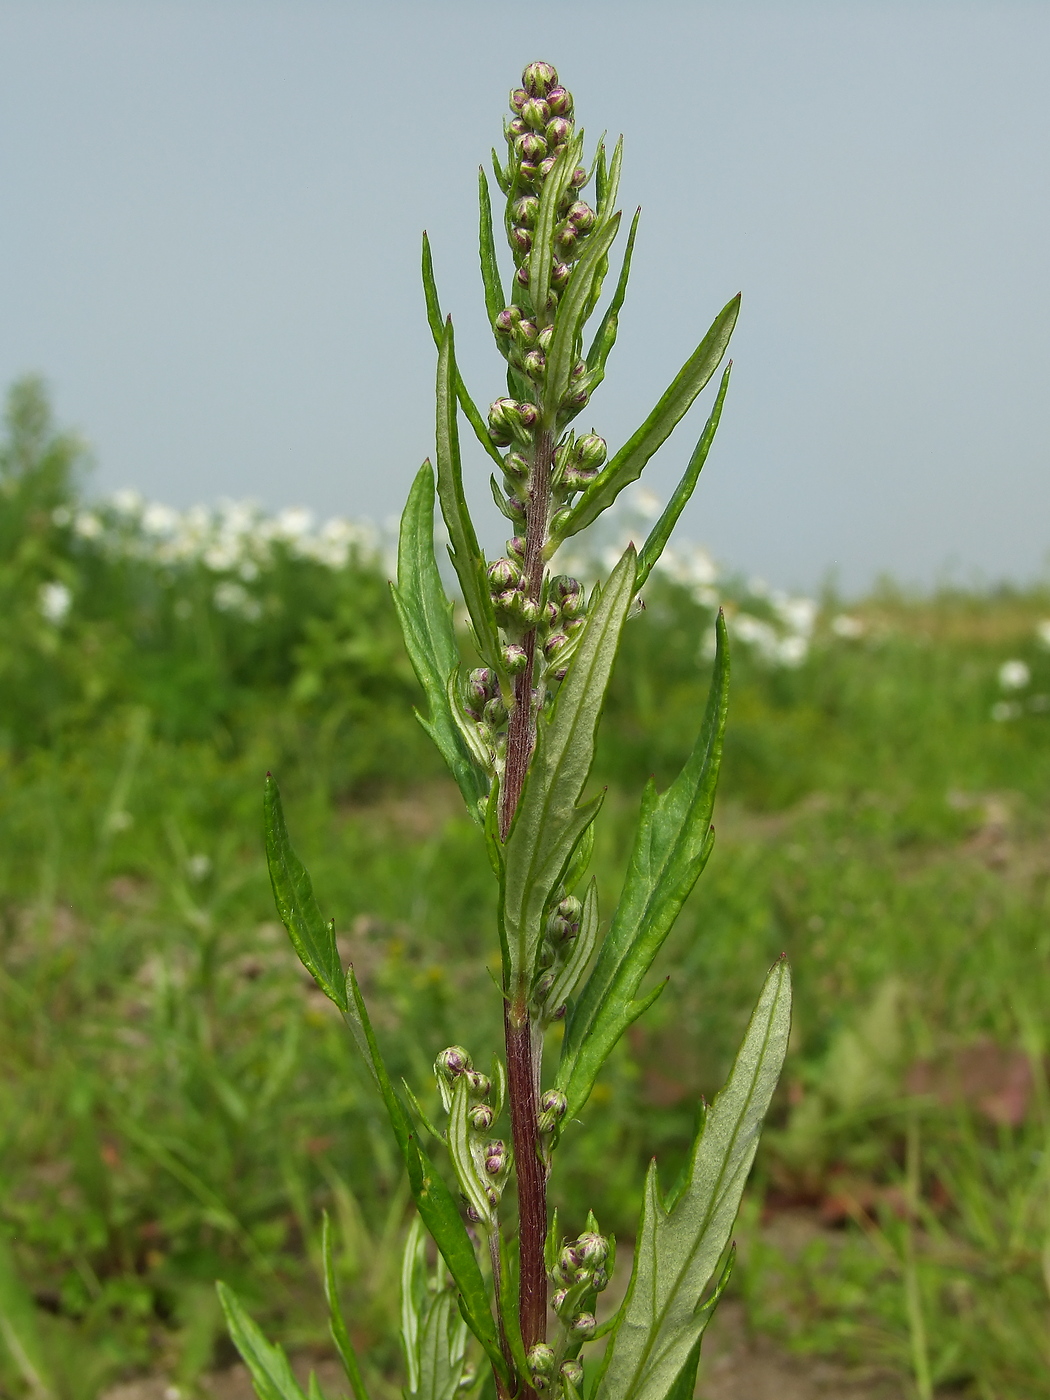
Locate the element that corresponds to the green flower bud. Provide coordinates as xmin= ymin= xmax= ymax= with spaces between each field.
xmin=514 ymin=319 xmax=538 ymax=345
xmin=544 ymin=632 xmax=571 ymax=663
xmin=521 ymin=97 xmax=551 ymax=132
xmin=553 ymin=575 xmax=584 ymax=610
xmin=507 ymin=117 xmax=528 ymax=139
xmin=436 ymin=1046 xmax=472 ymax=1081
xmin=570 ymin=165 xmax=588 ymax=189
xmin=495 ymin=303 xmax=522 ymax=332
xmin=488 ymin=398 xmax=537 ymax=446
xmin=522 ymin=62 xmax=559 ymax=98
xmin=566 ymin=200 xmax=596 ymax=231
xmin=469 ymin=1102 xmax=494 ymax=1131
xmin=515 ymin=131 xmax=548 ymax=164
xmin=510 ymin=226 xmax=533 ymax=255
xmin=503 ymin=643 xmax=528 ymax=673
xmin=545 ymin=116 xmax=573 ymax=148
xmin=551 ymin=262 xmax=571 ymax=291
xmin=555 ymin=223 xmax=579 ymax=259
xmin=574 ymin=1232 xmax=609 ymax=1269
xmin=467 ymin=1070 xmax=492 ymax=1098
xmin=487 ymin=557 xmax=522 ymax=591
xmin=483 ymin=1139 xmax=507 ymax=1175
xmin=571 ymin=1313 xmax=597 ymax=1339
xmin=575 ymin=433 xmax=607 ymax=471
xmin=546 ymin=86 xmax=573 ymax=117
xmin=509 ymin=87 xmax=528 ymax=113
xmin=563 ymin=383 xmax=590 ymax=412
xmin=483 ymin=695 xmax=508 ymax=727
xmin=512 ymin=195 xmax=540 ymax=227
xmin=537 ymin=325 xmax=554 ymax=351
xmin=504 ymin=451 xmax=530 ymax=483
xmin=543 ymin=599 xmax=561 ymax=628
xmin=519 ymin=597 xmax=541 ymax=627
xmin=538 ymin=1088 xmax=568 ymax=1133
xmin=538 ymin=155 xmax=558 ymax=181
xmin=523 ymin=349 xmax=546 ymax=380
xmin=469 ymin=667 xmax=497 ymax=702
xmin=508 ymin=535 xmax=526 ymax=560
xmin=551 ymin=1286 xmax=569 ymax=1313
xmin=515 ymin=261 xmax=531 ymax=289
xmin=550 ymin=506 xmax=573 ymax=534
xmin=518 ymin=160 xmax=541 ymax=185
xmin=561 ymin=1360 xmax=584 ymax=1388
xmin=527 ymin=1342 xmax=557 ymax=1389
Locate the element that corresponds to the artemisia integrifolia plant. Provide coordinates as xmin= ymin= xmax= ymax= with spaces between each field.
xmin=220 ymin=61 xmax=792 ymax=1400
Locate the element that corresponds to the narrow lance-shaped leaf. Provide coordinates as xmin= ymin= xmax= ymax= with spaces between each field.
xmin=391 ymin=461 xmax=488 ymax=821
xmin=558 ymin=614 xmax=730 ymax=1119
xmin=216 ymin=1283 xmax=308 ymax=1400
xmin=422 ymin=234 xmax=504 ymax=468
xmin=478 ymin=167 xmax=505 ymax=330
xmin=541 ymin=213 xmax=622 ymax=425
xmin=555 ymin=295 xmax=740 ymax=540
xmin=594 ymin=960 xmax=792 ymax=1400
xmin=585 ymin=206 xmax=641 ymax=374
xmin=435 ymin=320 xmax=502 ymax=674
xmin=264 ymin=774 xmax=347 ymax=1011
xmin=529 ymin=134 xmax=584 ymax=319
xmin=500 ymin=548 xmax=636 ymax=1009
xmin=449 ymin=1076 xmax=494 ymax=1228
xmin=343 ymin=967 xmax=508 ymax=1381
xmin=635 ymin=364 xmax=731 ymax=591
xmin=322 ymin=1213 xmax=370 ymax=1400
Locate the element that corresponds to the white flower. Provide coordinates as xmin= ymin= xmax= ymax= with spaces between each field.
xmin=39 ymin=580 xmax=72 ymax=624
xmin=998 ymin=659 xmax=1030 ymax=691
xmin=73 ymin=511 xmax=102 ymax=540
xmin=213 ymin=580 xmax=262 ymax=620
xmin=111 ymin=489 xmax=142 ymax=516
xmin=831 ymin=613 xmax=865 ymax=639
xmin=991 ymin=700 xmax=1022 ymax=723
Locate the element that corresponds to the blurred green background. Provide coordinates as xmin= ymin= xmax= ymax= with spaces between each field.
xmin=0 ymin=380 xmax=1047 ymax=1398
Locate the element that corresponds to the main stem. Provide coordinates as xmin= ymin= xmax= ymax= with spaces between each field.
xmin=500 ymin=425 xmax=555 ymax=1368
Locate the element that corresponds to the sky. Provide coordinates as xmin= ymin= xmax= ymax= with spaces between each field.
xmin=1 ymin=0 xmax=1047 ymax=593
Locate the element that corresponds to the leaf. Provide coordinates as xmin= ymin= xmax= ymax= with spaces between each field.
xmin=422 ymin=234 xmax=505 ymax=468
xmin=264 ymin=774 xmax=347 ymax=1011
xmin=585 ymin=207 xmax=641 ymax=374
xmin=555 ymin=296 xmax=740 ymax=540
xmin=542 ymin=213 xmax=622 ymax=424
xmin=539 ymin=878 xmax=599 ymax=1026
xmin=558 ymin=615 xmax=730 ymax=1119
xmin=529 ymin=135 xmax=584 ymax=319
xmin=635 ymin=364 xmax=732 ymax=591
xmin=478 ymin=167 xmax=506 ymax=329
xmin=0 ymin=1231 xmax=53 ymax=1399
xmin=449 ymin=1075 xmax=493 ymax=1228
xmin=391 ymin=462 xmax=489 ymax=821
xmin=322 ymin=1213 xmax=370 ymax=1400
xmin=500 ymin=548 xmax=636 ymax=1009
xmin=343 ymin=968 xmax=508 ymax=1381
xmin=435 ymin=320 xmax=503 ymax=674
xmin=594 ymin=960 xmax=792 ymax=1400
xmin=418 ymin=1292 xmax=470 ymax=1400
xmin=401 ymin=1216 xmax=428 ymax=1393
xmin=217 ymin=1282 xmax=309 ymax=1400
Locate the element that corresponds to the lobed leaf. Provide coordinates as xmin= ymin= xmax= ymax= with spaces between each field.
xmin=500 ymin=548 xmax=636 ymax=1009
xmin=594 ymin=960 xmax=792 ymax=1400
xmin=217 ymin=1282 xmax=309 ymax=1400
xmin=392 ymin=462 xmax=489 ymax=822
xmin=635 ymin=364 xmax=731 ymax=591
xmin=554 ymin=296 xmax=740 ymax=541
xmin=558 ymin=614 xmax=730 ymax=1119
xmin=322 ymin=1213 xmax=370 ymax=1400
xmin=264 ymin=775 xmax=346 ymax=1011
xmin=435 ymin=321 xmax=502 ymax=674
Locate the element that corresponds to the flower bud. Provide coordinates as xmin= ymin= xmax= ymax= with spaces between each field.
xmin=537 ymin=325 xmax=554 ymax=351
xmin=487 ymin=557 xmax=522 ymax=592
xmin=563 ymin=384 xmax=590 ymax=412
xmin=566 ymin=200 xmax=596 ymax=232
xmin=466 ymin=1203 xmax=481 ymax=1223
xmin=507 ymin=117 xmax=528 ymax=139
xmin=545 ymin=117 xmax=572 ymax=147
xmin=513 ymin=195 xmax=540 ymax=227
xmin=574 ymin=1233 xmax=609 ymax=1269
xmin=504 ymin=451 xmax=529 ymax=483
xmin=469 ymin=1102 xmax=494 ymax=1131
xmin=466 ymin=1070 xmax=492 ymax=1098
xmin=436 ymin=1046 xmax=472 ymax=1081
xmin=523 ymin=349 xmax=546 ymax=380
xmin=543 ymin=600 xmax=560 ymax=628
xmin=483 ymin=696 xmax=508 ymax=728
xmin=551 ymin=1287 xmax=569 ymax=1313
xmin=522 ymin=62 xmax=559 ymax=98
xmin=571 ymin=1313 xmax=597 ymax=1339
xmin=570 ymin=165 xmax=588 ymax=189
xmin=515 ymin=132 xmax=548 ymax=164
xmin=483 ymin=1139 xmax=507 ymax=1174
xmin=546 ymin=86 xmax=573 ymax=117
xmin=521 ymin=97 xmax=551 ymax=132
xmin=526 ymin=1343 xmax=557 ymax=1389
xmin=561 ymin=1360 xmax=584 ymax=1389
xmin=555 ymin=223 xmax=578 ymax=259
xmin=550 ymin=506 xmax=573 ymax=534
xmin=503 ymin=643 xmax=528 ymax=674
xmin=544 ymin=632 xmax=571 ymax=663
xmin=518 ymin=161 xmax=540 ymax=185
xmin=469 ymin=667 xmax=496 ymax=702
xmin=551 ymin=262 xmax=571 ymax=291
xmin=515 ymin=262 xmax=531 ymax=289
xmin=553 ymin=575 xmax=584 ymax=610
xmin=538 ymin=155 xmax=558 ymax=181
xmin=488 ymin=398 xmax=536 ymax=446
xmin=510 ymin=226 xmax=533 ymax=255
xmin=507 ymin=535 xmax=525 ymax=560
xmin=509 ymin=88 xmax=529 ymax=114
xmin=538 ymin=1088 xmax=568 ymax=1133
xmin=575 ymin=434 xmax=607 ymax=472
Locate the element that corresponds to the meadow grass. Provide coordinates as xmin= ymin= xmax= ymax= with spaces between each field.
xmin=0 ymin=383 xmax=1048 ymax=1397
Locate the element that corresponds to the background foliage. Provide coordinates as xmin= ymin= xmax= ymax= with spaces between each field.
xmin=0 ymin=381 xmax=1047 ymax=1398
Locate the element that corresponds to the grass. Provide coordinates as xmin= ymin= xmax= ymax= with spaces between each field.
xmin=0 ymin=380 xmax=1048 ymax=1398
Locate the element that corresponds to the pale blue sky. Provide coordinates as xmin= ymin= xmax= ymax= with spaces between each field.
xmin=1 ymin=1 xmax=1047 ymax=591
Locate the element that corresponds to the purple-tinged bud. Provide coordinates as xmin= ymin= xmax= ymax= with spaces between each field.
xmin=564 ymin=616 xmax=586 ymax=637
xmin=469 ymin=1102 xmax=494 ymax=1131
xmin=513 ymin=195 xmax=540 ymax=227
xmin=571 ymin=1313 xmax=597 ymax=1339
xmin=487 ymin=1187 xmax=500 ymax=1207
xmin=519 ymin=597 xmax=541 ymax=628
xmin=515 ymin=132 xmax=548 ymax=164
xmin=466 ymin=1203 xmax=481 ymax=1223
xmin=487 ymin=557 xmax=522 ymax=591
xmin=574 ymin=1233 xmax=609 ymax=1269
xmin=468 ymin=667 xmax=495 ymax=701
xmin=537 ymin=325 xmax=554 ymax=351
xmin=592 ymin=1267 xmax=608 ymax=1292
xmin=544 ymin=600 xmax=561 ymax=628
xmin=436 ymin=1046 xmax=472 ymax=1081
xmin=518 ymin=161 xmax=540 ymax=185
xmin=570 ymin=359 xmax=587 ymax=381
xmin=561 ymin=1360 xmax=584 ymax=1388
xmin=494 ymin=309 xmax=515 ymax=336
xmin=551 ymin=1287 xmax=569 ymax=1314
xmin=488 ymin=398 xmax=536 ymax=445
xmin=483 ymin=696 xmax=508 ymax=728
xmin=553 ymin=575 xmax=583 ymax=605
xmin=521 ymin=97 xmax=551 ymax=132
xmin=566 ymin=200 xmax=596 ymax=232
xmin=523 ymin=349 xmax=546 ymax=380
xmin=570 ymin=165 xmax=588 ymax=189
xmin=507 ymin=117 xmax=528 ymax=139
xmin=545 ymin=117 xmax=573 ymax=147
xmin=551 ymin=262 xmax=571 ymax=291
xmin=546 ymin=86 xmax=573 ymax=117
xmin=518 ymin=402 xmax=538 ymax=429
xmin=466 ymin=1070 xmax=492 ymax=1098
xmin=483 ymin=1140 xmax=506 ymax=1174
xmin=538 ymin=155 xmax=558 ymax=181
xmin=509 ymin=88 xmax=529 ymax=114
xmin=504 ymin=451 xmax=529 ymax=482
xmin=507 ymin=535 xmax=526 ymax=560
xmin=544 ymin=632 xmax=570 ymax=662
xmin=515 ymin=262 xmax=531 ymax=289
xmin=522 ymin=62 xmax=559 ymax=98
xmin=503 ymin=644 xmax=528 ymax=674
xmin=557 ymin=896 xmax=583 ymax=924
xmin=505 ymin=493 xmax=527 ymax=521
xmin=538 ymin=1088 xmax=568 ymax=1133
xmin=556 ymin=1245 xmax=578 ymax=1284
xmin=515 ymin=319 xmax=538 ymax=345
xmin=495 ymin=589 xmax=521 ymax=616
xmin=575 ymin=433 xmax=607 ymax=471
xmin=526 ymin=1343 xmax=557 ymax=1390
xmin=510 ymin=226 xmax=533 ymax=255
xmin=563 ymin=384 xmax=590 ymax=412
xmin=555 ymin=223 xmax=578 ymax=259
xmin=534 ymin=968 xmax=555 ymax=999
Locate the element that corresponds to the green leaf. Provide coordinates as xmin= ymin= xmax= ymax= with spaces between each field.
xmin=529 ymin=134 xmax=584 ymax=319
xmin=500 ymin=548 xmax=636 ymax=1008
xmin=418 ymin=1291 xmax=469 ymax=1400
xmin=558 ymin=614 xmax=730 ymax=1118
xmin=478 ymin=167 xmax=505 ymax=330
xmin=554 ymin=295 xmax=740 ymax=541
xmin=635 ymin=364 xmax=732 ymax=591
xmin=343 ymin=968 xmax=507 ymax=1381
xmin=597 ymin=135 xmax=623 ymax=220
xmin=217 ymin=1282 xmax=309 ymax=1400
xmin=449 ymin=1076 xmax=494 ymax=1228
xmin=264 ymin=774 xmax=347 ymax=1011
xmin=391 ymin=461 xmax=489 ymax=821
xmin=539 ymin=878 xmax=599 ymax=1026
xmin=542 ymin=213 xmax=622 ymax=425
xmin=322 ymin=1213 xmax=370 ymax=1400
xmin=422 ymin=234 xmax=505 ymax=469
xmin=435 ymin=320 xmax=502 ymax=675
xmin=594 ymin=960 xmax=792 ymax=1400
xmin=585 ymin=207 xmax=641 ymax=374
xmin=0 ymin=1231 xmax=54 ymax=1398
xmin=401 ymin=1215 xmax=428 ymax=1394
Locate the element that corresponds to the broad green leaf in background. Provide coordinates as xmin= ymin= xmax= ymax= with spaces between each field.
xmin=635 ymin=365 xmax=732 ymax=591
xmin=500 ymin=548 xmax=637 ymax=1008
xmin=217 ymin=1282 xmax=309 ymax=1400
xmin=553 ymin=295 xmax=740 ymax=540
xmin=594 ymin=959 xmax=792 ymax=1400
xmin=343 ymin=969 xmax=508 ymax=1381
xmin=558 ymin=614 xmax=730 ymax=1119
xmin=391 ymin=461 xmax=489 ymax=821
xmin=322 ymin=1213 xmax=370 ymax=1400
xmin=435 ymin=321 xmax=502 ymax=673
xmin=264 ymin=775 xmax=346 ymax=1011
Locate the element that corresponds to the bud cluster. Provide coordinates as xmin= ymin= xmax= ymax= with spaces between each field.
xmin=435 ymin=1046 xmax=512 ymax=1222
xmin=434 ymin=1044 xmax=492 ymax=1113
xmin=547 ymin=1223 xmax=612 ymax=1372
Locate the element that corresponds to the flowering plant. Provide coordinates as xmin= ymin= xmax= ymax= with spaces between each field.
xmin=221 ymin=61 xmax=791 ymax=1400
